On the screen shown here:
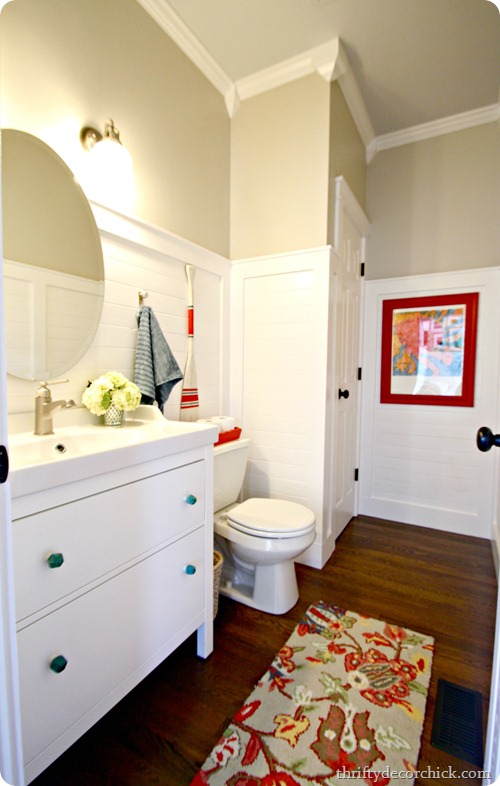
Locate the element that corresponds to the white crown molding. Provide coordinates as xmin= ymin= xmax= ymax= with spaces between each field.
xmin=334 ymin=43 xmax=375 ymax=150
xmin=135 ymin=0 xmax=233 ymax=100
xmin=235 ymin=39 xmax=345 ymax=102
xmin=367 ymin=103 xmax=500 ymax=162
xmin=224 ymin=84 xmax=240 ymax=118
xmin=135 ymin=1 xmax=373 ymax=135
xmin=136 ymin=1 xmax=496 ymax=157
xmin=234 ymin=37 xmax=376 ymax=151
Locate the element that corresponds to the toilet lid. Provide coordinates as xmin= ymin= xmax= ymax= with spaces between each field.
xmin=227 ymin=498 xmax=315 ymax=538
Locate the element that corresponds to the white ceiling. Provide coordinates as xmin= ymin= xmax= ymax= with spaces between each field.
xmin=144 ymin=0 xmax=499 ymax=138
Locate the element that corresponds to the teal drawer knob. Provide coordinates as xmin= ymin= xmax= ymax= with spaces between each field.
xmin=50 ymin=655 xmax=68 ymax=674
xmin=185 ymin=564 xmax=196 ymax=575
xmin=185 ymin=494 xmax=197 ymax=506
xmin=47 ymin=552 xmax=64 ymax=569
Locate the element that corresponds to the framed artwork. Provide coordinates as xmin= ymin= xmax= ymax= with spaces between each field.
xmin=380 ymin=292 xmax=479 ymax=407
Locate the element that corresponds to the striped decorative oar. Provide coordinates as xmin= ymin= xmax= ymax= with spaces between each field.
xmin=180 ymin=265 xmax=199 ymax=421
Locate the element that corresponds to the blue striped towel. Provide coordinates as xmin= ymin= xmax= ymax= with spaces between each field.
xmin=134 ymin=306 xmax=183 ymax=411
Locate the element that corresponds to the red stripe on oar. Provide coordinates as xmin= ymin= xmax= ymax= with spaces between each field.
xmin=187 ymin=307 xmax=194 ymax=337
xmin=181 ymin=390 xmax=199 ymax=406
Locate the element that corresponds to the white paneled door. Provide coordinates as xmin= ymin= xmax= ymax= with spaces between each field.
xmin=332 ymin=178 xmax=368 ymax=539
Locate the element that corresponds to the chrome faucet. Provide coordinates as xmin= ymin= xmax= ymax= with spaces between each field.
xmin=34 ymin=380 xmax=77 ymax=436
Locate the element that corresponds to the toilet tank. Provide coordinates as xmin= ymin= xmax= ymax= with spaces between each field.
xmin=213 ymin=437 xmax=250 ymax=512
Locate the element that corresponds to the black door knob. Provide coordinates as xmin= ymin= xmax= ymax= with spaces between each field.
xmin=338 ymin=389 xmax=350 ymax=399
xmin=0 ymin=446 xmax=8 ymax=484
xmin=476 ymin=426 xmax=500 ymax=452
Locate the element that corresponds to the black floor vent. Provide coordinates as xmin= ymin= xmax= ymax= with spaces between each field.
xmin=431 ymin=679 xmax=483 ymax=766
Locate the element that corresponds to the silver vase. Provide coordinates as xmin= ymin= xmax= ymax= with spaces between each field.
xmin=102 ymin=404 xmax=124 ymax=426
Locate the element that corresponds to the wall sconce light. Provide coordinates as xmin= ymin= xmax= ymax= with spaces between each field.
xmin=79 ymin=118 xmax=135 ymax=211
xmin=80 ymin=118 xmax=125 ymax=153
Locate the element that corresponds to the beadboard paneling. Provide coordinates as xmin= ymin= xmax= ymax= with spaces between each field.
xmin=230 ymin=248 xmax=332 ymax=567
xmin=359 ymin=268 xmax=500 ymax=538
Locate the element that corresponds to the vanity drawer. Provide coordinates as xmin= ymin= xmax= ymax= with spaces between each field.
xmin=14 ymin=459 xmax=205 ymax=622
xmin=18 ymin=525 xmax=205 ymax=769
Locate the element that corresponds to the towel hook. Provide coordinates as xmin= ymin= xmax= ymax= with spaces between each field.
xmin=136 ymin=290 xmax=150 ymax=327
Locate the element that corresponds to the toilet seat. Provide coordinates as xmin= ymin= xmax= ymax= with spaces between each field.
xmin=227 ymin=498 xmax=315 ymax=539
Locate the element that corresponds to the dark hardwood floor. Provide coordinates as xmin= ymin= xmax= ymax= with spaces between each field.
xmin=30 ymin=515 xmax=497 ymax=786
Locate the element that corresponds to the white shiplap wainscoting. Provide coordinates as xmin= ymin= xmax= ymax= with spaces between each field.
xmin=230 ymin=247 xmax=339 ymax=569
xmin=6 ymin=204 xmax=231 ymax=419
xmin=229 ymin=179 xmax=369 ymax=570
xmin=359 ymin=267 xmax=500 ymax=539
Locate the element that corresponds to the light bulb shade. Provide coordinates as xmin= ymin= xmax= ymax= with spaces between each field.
xmin=90 ymin=135 xmax=132 ymax=171
xmin=80 ymin=120 xmax=135 ymax=212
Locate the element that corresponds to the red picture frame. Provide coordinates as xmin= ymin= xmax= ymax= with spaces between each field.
xmin=380 ymin=292 xmax=479 ymax=407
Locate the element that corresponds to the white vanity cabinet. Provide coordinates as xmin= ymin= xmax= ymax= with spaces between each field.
xmin=10 ymin=433 xmax=215 ymax=785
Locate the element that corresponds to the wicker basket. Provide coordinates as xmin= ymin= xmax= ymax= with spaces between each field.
xmin=213 ymin=550 xmax=224 ymax=618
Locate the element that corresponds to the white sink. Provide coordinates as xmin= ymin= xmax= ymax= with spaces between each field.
xmin=8 ymin=406 xmax=218 ymax=500
xmin=9 ymin=430 xmax=110 ymax=469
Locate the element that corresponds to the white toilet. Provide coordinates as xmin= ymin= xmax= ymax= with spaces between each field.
xmin=213 ymin=437 xmax=316 ymax=614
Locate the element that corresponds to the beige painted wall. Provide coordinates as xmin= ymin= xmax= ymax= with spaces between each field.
xmin=230 ymin=75 xmax=367 ymax=260
xmin=230 ymin=74 xmax=331 ymax=259
xmin=366 ymin=122 xmax=500 ymax=279
xmin=0 ymin=0 xmax=230 ymax=257
xmin=1 ymin=2 xmax=367 ymax=262
xmin=327 ymin=81 xmax=366 ymax=241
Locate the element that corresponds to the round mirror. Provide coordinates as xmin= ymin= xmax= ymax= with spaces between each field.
xmin=1 ymin=129 xmax=104 ymax=380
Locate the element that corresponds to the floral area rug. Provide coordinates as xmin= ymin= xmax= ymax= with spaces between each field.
xmin=191 ymin=601 xmax=434 ymax=786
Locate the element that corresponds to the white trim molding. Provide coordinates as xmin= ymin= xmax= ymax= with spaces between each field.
xmin=235 ymin=38 xmax=344 ymax=101
xmin=134 ymin=0 xmax=374 ymax=136
xmin=367 ymin=103 xmax=500 ymax=162
xmin=89 ymin=200 xmax=229 ymax=277
xmin=235 ymin=38 xmax=375 ymax=146
xmin=333 ymin=45 xmax=376 ymax=149
xmin=135 ymin=0 xmax=499 ymax=158
xmin=135 ymin=0 xmax=234 ymax=102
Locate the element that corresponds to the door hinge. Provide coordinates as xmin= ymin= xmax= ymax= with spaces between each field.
xmin=358 ymin=367 xmax=362 ymax=381
xmin=360 ymin=262 xmax=365 ymax=277
xmin=354 ymin=468 xmax=359 ymax=482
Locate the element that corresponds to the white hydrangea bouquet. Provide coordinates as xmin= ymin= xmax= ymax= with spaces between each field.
xmin=82 ymin=371 xmax=141 ymax=416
